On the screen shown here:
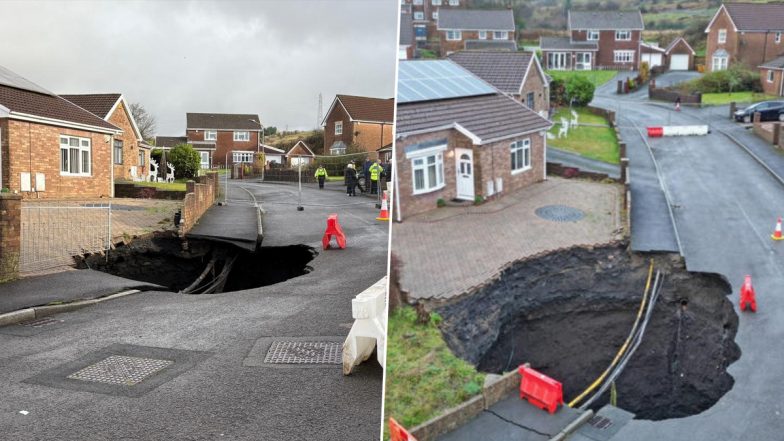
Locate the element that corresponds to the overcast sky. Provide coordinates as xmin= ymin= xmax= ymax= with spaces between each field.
xmin=0 ymin=0 xmax=399 ymax=136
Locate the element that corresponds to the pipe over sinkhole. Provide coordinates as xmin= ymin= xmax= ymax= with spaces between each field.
xmin=434 ymin=243 xmax=740 ymax=421
xmin=75 ymin=231 xmax=316 ymax=293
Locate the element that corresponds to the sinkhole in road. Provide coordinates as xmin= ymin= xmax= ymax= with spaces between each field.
xmin=436 ymin=244 xmax=740 ymax=421
xmin=76 ymin=231 xmax=316 ymax=293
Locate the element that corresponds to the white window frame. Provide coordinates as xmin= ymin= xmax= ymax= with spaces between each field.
xmin=232 ymin=151 xmax=254 ymax=163
xmin=59 ymin=135 xmax=91 ymax=177
xmin=138 ymin=150 xmax=145 ymax=167
xmin=414 ymin=11 xmax=424 ymax=20
xmin=510 ymin=138 xmax=531 ymax=174
xmin=407 ymin=147 xmax=445 ymax=195
xmin=431 ymin=0 xmax=441 ymax=5
xmin=204 ymin=130 xmax=217 ymax=141
xmin=615 ymin=30 xmax=631 ymax=41
xmin=113 ymin=139 xmax=123 ymax=165
xmin=526 ymin=92 xmax=535 ymax=109
xmin=448 ymin=0 xmax=459 ymax=5
xmin=493 ymin=31 xmax=508 ymax=40
xmin=712 ymin=55 xmax=728 ymax=71
xmin=233 ymin=131 xmax=250 ymax=141
xmin=432 ymin=11 xmax=438 ymax=20
xmin=446 ymin=30 xmax=462 ymax=41
xmin=587 ymin=31 xmax=600 ymax=41
xmin=768 ymin=70 xmax=775 ymax=83
xmin=776 ymin=32 xmax=782 ymax=44
xmin=718 ymin=29 xmax=727 ymax=44
xmin=330 ymin=146 xmax=346 ymax=155
xmin=335 ymin=121 xmax=343 ymax=135
xmin=614 ymin=50 xmax=635 ymax=64
xmin=478 ymin=30 xmax=487 ymax=40
xmin=415 ymin=24 xmax=427 ymax=41
xmin=413 ymin=0 xmax=423 ymax=4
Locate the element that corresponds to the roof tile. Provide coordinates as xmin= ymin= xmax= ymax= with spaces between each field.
xmin=437 ymin=9 xmax=515 ymax=31
xmin=336 ymin=95 xmax=394 ymax=123
xmin=448 ymin=51 xmax=534 ymax=94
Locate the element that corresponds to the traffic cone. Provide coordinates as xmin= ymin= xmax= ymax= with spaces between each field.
xmin=376 ymin=191 xmax=390 ymax=221
xmin=772 ymin=217 xmax=784 ymax=240
xmin=740 ymin=275 xmax=757 ymax=312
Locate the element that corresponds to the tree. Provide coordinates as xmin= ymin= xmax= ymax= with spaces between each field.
xmin=565 ymin=76 xmax=596 ymax=106
xmin=129 ymin=102 xmax=157 ymax=142
xmin=263 ymin=126 xmax=277 ymax=136
xmin=167 ymin=144 xmax=200 ymax=179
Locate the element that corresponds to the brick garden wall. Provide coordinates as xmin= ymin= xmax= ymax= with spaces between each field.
xmin=0 ymin=193 xmax=21 ymax=281
xmin=179 ymin=172 xmax=218 ymax=236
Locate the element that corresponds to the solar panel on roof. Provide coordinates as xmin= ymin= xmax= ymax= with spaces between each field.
xmin=397 ymin=60 xmax=496 ymax=103
xmin=0 ymin=65 xmax=52 ymax=96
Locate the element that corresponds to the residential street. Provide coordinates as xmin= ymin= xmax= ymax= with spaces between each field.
xmin=0 ymin=180 xmax=389 ymax=441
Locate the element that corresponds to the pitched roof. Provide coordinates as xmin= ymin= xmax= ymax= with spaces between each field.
xmin=665 ymin=37 xmax=695 ymax=55
xmin=400 ymin=13 xmax=414 ymax=46
xmin=448 ymin=51 xmax=536 ymax=95
xmin=155 ymin=136 xmax=188 ymax=147
xmin=260 ymin=144 xmax=285 ymax=154
xmin=0 ymin=65 xmax=120 ymax=133
xmin=640 ymin=42 xmax=666 ymax=53
xmin=286 ymin=140 xmax=315 ymax=157
xmin=186 ymin=113 xmax=262 ymax=130
xmin=464 ymin=40 xmax=518 ymax=51
xmin=437 ymin=9 xmax=516 ymax=31
xmin=568 ymin=10 xmax=644 ymax=30
xmin=540 ymin=36 xmax=599 ymax=51
xmin=721 ymin=3 xmax=784 ymax=32
xmin=397 ymin=93 xmax=551 ymax=144
xmin=333 ymin=94 xmax=394 ymax=123
xmin=60 ymin=93 xmax=121 ymax=118
xmin=760 ymin=55 xmax=784 ymax=70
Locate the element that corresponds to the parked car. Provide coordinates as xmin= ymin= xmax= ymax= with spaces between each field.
xmin=734 ymin=101 xmax=784 ymax=123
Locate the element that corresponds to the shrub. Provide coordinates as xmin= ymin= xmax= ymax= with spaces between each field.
xmin=549 ymin=78 xmax=567 ymax=106
xmin=474 ymin=195 xmax=484 ymax=205
xmin=167 ymin=144 xmax=200 ymax=179
xmin=566 ymin=75 xmax=596 ymax=106
xmin=640 ymin=61 xmax=650 ymax=83
xmin=436 ymin=198 xmax=446 ymax=208
xmin=680 ymin=64 xmax=760 ymax=94
xmin=0 ymin=188 xmax=9 ymax=193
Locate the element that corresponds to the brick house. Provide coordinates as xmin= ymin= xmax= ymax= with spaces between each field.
xmin=395 ymin=60 xmax=552 ymax=220
xmin=322 ymin=94 xmax=394 ymax=157
xmin=759 ymin=55 xmax=784 ymax=96
xmin=286 ymin=140 xmax=315 ymax=167
xmin=401 ymin=0 xmax=465 ymax=43
xmin=664 ymin=37 xmax=696 ymax=71
xmin=640 ymin=42 xmax=667 ymax=69
xmin=61 ymin=93 xmax=149 ymax=181
xmin=448 ymin=50 xmax=550 ymax=117
xmin=436 ymin=9 xmax=517 ymax=56
xmin=541 ymin=10 xmax=644 ymax=71
xmin=185 ymin=113 xmax=262 ymax=168
xmin=0 ymin=65 xmax=121 ymax=198
xmin=705 ymin=3 xmax=784 ymax=72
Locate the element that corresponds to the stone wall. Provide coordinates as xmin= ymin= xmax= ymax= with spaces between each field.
xmin=179 ymin=172 xmax=218 ymax=236
xmin=0 ymin=193 xmax=21 ymax=281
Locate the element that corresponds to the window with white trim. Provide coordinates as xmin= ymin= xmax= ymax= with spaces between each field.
xmin=493 ymin=31 xmax=508 ymax=39
xmin=232 ymin=151 xmax=254 ymax=163
xmin=446 ymin=30 xmax=462 ymax=41
xmin=138 ymin=150 xmax=145 ymax=166
xmin=615 ymin=30 xmax=631 ymax=41
xmin=432 ymin=11 xmax=438 ymax=20
xmin=768 ymin=70 xmax=775 ymax=83
xmin=60 ymin=135 xmax=91 ymax=176
xmin=510 ymin=139 xmax=531 ymax=173
xmin=718 ymin=29 xmax=727 ymax=44
xmin=587 ymin=31 xmax=600 ymax=41
xmin=330 ymin=146 xmax=346 ymax=155
xmin=233 ymin=131 xmax=250 ymax=141
xmin=204 ymin=130 xmax=217 ymax=141
xmin=413 ymin=0 xmax=423 ymax=4
xmin=614 ymin=50 xmax=635 ymax=63
xmin=410 ymin=152 xmax=444 ymax=194
xmin=448 ymin=0 xmax=459 ymax=5
xmin=478 ymin=30 xmax=487 ymax=39
xmin=335 ymin=121 xmax=343 ymax=135
xmin=431 ymin=0 xmax=441 ymax=5
xmin=776 ymin=32 xmax=782 ymax=44
xmin=414 ymin=11 xmax=424 ymax=20
xmin=415 ymin=24 xmax=427 ymax=40
xmin=712 ymin=55 xmax=728 ymax=71
xmin=113 ymin=139 xmax=123 ymax=165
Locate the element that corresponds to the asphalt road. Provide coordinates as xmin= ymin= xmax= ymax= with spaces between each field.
xmin=0 ymin=180 xmax=390 ymax=441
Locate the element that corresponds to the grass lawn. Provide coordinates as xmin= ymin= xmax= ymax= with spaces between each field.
xmin=548 ymin=107 xmax=620 ymax=164
xmin=383 ymin=307 xmax=485 ymax=439
xmin=419 ymin=48 xmax=438 ymax=59
xmin=547 ymin=70 xmax=618 ymax=87
xmin=702 ymin=92 xmax=780 ymax=106
xmin=129 ymin=179 xmax=188 ymax=192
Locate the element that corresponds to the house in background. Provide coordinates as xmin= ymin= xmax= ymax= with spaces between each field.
xmin=448 ymin=50 xmax=550 ymax=117
xmin=401 ymin=0 xmax=465 ymax=43
xmin=665 ymin=37 xmax=695 ymax=71
xmin=186 ymin=113 xmax=262 ymax=168
xmin=395 ymin=60 xmax=552 ymax=220
xmin=322 ymin=94 xmax=394 ymax=157
xmin=705 ymin=3 xmax=784 ymax=72
xmin=640 ymin=42 xmax=667 ymax=69
xmin=541 ymin=10 xmax=644 ymax=71
xmin=436 ymin=9 xmax=517 ymax=56
xmin=259 ymin=144 xmax=285 ymax=165
xmin=61 ymin=93 xmax=149 ymax=181
xmin=286 ymin=140 xmax=315 ymax=167
xmin=760 ymin=55 xmax=784 ymax=96
xmin=0 ymin=65 xmax=121 ymax=198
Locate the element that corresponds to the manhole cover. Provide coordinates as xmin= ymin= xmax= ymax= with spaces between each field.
xmin=67 ymin=355 xmax=173 ymax=385
xmin=263 ymin=341 xmax=342 ymax=364
xmin=19 ymin=317 xmax=62 ymax=327
xmin=588 ymin=415 xmax=614 ymax=430
xmin=535 ymin=205 xmax=585 ymax=222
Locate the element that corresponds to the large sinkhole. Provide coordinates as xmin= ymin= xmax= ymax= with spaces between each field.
xmin=75 ymin=231 xmax=316 ymax=293
xmin=435 ymin=244 xmax=740 ymax=421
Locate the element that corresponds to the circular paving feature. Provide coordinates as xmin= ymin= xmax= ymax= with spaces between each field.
xmin=535 ymin=205 xmax=585 ymax=223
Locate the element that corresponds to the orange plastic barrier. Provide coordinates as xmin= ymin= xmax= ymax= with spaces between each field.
xmin=518 ymin=365 xmax=564 ymax=414
xmin=322 ymin=213 xmax=346 ymax=250
xmin=389 ymin=418 xmax=418 ymax=441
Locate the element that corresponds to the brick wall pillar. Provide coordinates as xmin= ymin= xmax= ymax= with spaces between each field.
xmin=773 ymin=123 xmax=782 ymax=147
xmin=753 ymin=112 xmax=762 ymax=126
xmin=729 ymin=102 xmax=737 ymax=119
xmin=0 ymin=194 xmax=22 ymax=281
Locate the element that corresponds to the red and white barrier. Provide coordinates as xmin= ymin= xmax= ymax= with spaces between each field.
xmin=647 ymin=125 xmax=709 ymax=137
xmin=342 ymin=277 xmax=387 ymax=375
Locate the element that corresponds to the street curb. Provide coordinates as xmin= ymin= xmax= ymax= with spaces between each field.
xmin=0 ymin=289 xmax=140 ymax=326
xmin=718 ymin=129 xmax=784 ymax=188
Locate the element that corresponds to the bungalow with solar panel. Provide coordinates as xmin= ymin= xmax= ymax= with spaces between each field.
xmin=448 ymin=50 xmax=550 ymax=117
xmin=436 ymin=9 xmax=517 ymax=56
xmin=0 ymin=64 xmax=122 ymax=198
xmin=394 ymin=60 xmax=552 ymax=220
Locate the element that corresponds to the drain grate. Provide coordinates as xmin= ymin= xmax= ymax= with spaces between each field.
xmin=67 ymin=355 xmax=173 ymax=386
xmin=535 ymin=205 xmax=586 ymax=222
xmin=263 ymin=341 xmax=342 ymax=364
xmin=19 ymin=317 xmax=62 ymax=328
xmin=588 ymin=415 xmax=614 ymax=430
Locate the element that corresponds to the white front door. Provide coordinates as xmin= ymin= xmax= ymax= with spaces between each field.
xmin=200 ymin=151 xmax=210 ymax=169
xmin=548 ymin=52 xmax=567 ymax=70
xmin=576 ymin=52 xmax=592 ymax=70
xmin=455 ymin=148 xmax=474 ymax=200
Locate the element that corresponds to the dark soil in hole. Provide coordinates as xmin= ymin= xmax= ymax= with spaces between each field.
xmin=75 ymin=231 xmax=316 ymax=292
xmin=435 ymin=244 xmax=740 ymax=421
